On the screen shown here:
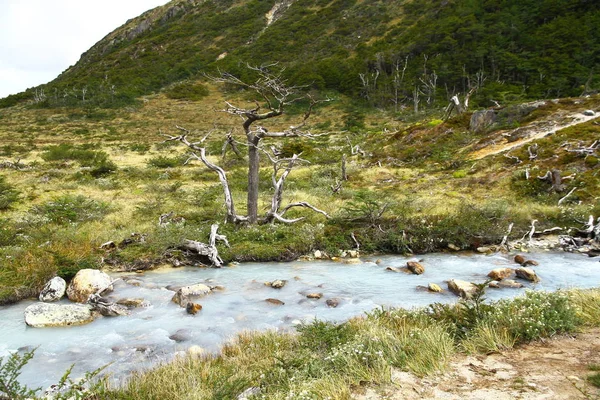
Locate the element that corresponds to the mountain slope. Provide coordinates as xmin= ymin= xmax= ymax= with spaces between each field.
xmin=1 ymin=0 xmax=599 ymax=109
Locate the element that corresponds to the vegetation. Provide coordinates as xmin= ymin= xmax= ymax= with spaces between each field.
xmin=2 ymin=0 xmax=598 ymax=110
xmin=80 ymin=288 xmax=600 ymax=398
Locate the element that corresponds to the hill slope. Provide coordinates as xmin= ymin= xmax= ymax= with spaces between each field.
xmin=2 ymin=0 xmax=599 ymax=109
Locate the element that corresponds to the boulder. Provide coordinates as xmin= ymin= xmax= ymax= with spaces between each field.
xmin=514 ymin=254 xmax=526 ymax=265
xmin=583 ymin=110 xmax=596 ymax=116
xmin=66 ymin=269 xmax=113 ymax=303
xmin=186 ymin=302 xmax=202 ymax=315
xmin=428 ymin=283 xmax=443 ymax=293
xmin=516 ymin=267 xmax=540 ymax=283
xmin=306 ymin=293 xmax=323 ymax=299
xmin=171 ymin=283 xmax=212 ymax=306
xmin=39 ymin=277 xmax=67 ymax=302
xmin=470 ymin=109 xmax=497 ymax=133
xmin=270 ymin=280 xmax=287 ymax=289
xmin=487 ymin=268 xmax=514 ymax=281
xmin=169 ymin=329 xmax=192 ymax=342
xmin=498 ymin=279 xmax=524 ymax=289
xmin=522 ymin=259 xmax=539 ymax=266
xmin=314 ymin=250 xmax=323 ymax=259
xmin=447 ymin=279 xmax=477 ymax=299
xmin=385 ymin=266 xmax=402 ymax=273
xmin=265 ymin=298 xmax=285 ymax=305
xmin=24 ymin=303 xmax=95 ymax=328
xmin=326 ymin=298 xmax=340 ymax=308
xmin=406 ymin=261 xmax=425 ymax=275
xmin=447 ymin=243 xmax=460 ymax=251
xmin=343 ymin=258 xmax=361 ymax=264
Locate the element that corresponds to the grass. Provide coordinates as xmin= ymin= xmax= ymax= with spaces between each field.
xmin=96 ymin=288 xmax=600 ymax=399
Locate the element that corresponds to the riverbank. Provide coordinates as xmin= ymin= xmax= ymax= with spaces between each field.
xmin=355 ymin=327 xmax=600 ymax=399
xmin=96 ymin=287 xmax=600 ymax=399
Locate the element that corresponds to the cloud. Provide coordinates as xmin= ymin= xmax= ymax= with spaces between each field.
xmin=0 ymin=0 xmax=170 ymax=98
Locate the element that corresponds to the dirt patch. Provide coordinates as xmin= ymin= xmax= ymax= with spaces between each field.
xmin=354 ymin=328 xmax=600 ymax=399
xmin=470 ymin=111 xmax=599 ymax=160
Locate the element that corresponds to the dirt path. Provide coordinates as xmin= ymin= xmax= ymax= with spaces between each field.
xmin=355 ymin=328 xmax=600 ymax=399
xmin=470 ymin=111 xmax=599 ymax=160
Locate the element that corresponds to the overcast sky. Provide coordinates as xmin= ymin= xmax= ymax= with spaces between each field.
xmin=0 ymin=0 xmax=171 ymax=99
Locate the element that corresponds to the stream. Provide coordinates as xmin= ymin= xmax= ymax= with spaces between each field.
xmin=1 ymin=251 xmax=599 ymax=389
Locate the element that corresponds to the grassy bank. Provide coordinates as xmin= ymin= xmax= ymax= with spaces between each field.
xmin=101 ymin=288 xmax=599 ymax=399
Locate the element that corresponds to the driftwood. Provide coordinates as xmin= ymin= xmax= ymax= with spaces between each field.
xmin=181 ymin=224 xmax=229 ymax=267
xmin=87 ymin=279 xmax=129 ymax=317
xmin=0 ymin=158 xmax=30 ymax=170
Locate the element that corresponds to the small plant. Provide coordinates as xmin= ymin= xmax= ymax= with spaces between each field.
xmin=147 ymin=155 xmax=184 ymax=169
xmin=0 ymin=348 xmax=106 ymax=400
xmin=0 ymin=176 xmax=19 ymax=210
xmin=0 ymin=349 xmax=41 ymax=399
xmin=30 ymin=195 xmax=111 ymax=224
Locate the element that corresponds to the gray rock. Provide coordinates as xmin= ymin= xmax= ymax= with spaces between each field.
xmin=24 ymin=303 xmax=95 ymax=328
xmin=39 ymin=277 xmax=67 ymax=302
xmin=66 ymin=269 xmax=113 ymax=303
xmin=169 ymin=329 xmax=192 ymax=342
xmin=470 ymin=109 xmax=497 ymax=133
xmin=265 ymin=298 xmax=285 ymax=305
xmin=516 ymin=267 xmax=540 ymax=283
xmin=238 ymin=387 xmax=261 ymax=400
xmin=583 ymin=110 xmax=596 ymax=116
xmin=447 ymin=279 xmax=477 ymax=299
xmin=171 ymin=283 xmax=212 ymax=306
xmin=326 ymin=298 xmax=340 ymax=308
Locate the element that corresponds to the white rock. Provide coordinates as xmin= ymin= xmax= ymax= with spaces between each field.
xmin=24 ymin=302 xmax=94 ymax=328
xmin=66 ymin=269 xmax=113 ymax=303
xmin=583 ymin=109 xmax=596 ymax=116
xmin=447 ymin=279 xmax=477 ymax=299
xmin=172 ymin=283 xmax=212 ymax=306
xmin=39 ymin=277 xmax=67 ymax=302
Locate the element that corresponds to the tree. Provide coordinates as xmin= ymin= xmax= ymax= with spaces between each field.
xmin=164 ymin=64 xmax=330 ymax=225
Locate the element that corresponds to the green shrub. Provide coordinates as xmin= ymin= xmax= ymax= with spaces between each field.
xmin=0 ymin=176 xmax=19 ymax=210
xmin=147 ymin=155 xmax=184 ymax=168
xmin=297 ymin=320 xmax=357 ymax=352
xmin=0 ymin=348 xmax=106 ymax=400
xmin=165 ymin=82 xmax=209 ymax=101
xmin=41 ymin=144 xmax=117 ymax=177
xmin=31 ymin=195 xmax=111 ymax=225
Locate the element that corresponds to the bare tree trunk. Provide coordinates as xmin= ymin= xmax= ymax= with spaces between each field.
xmin=247 ymin=135 xmax=260 ymax=224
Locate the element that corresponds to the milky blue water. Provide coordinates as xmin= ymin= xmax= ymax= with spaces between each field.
xmin=0 ymin=251 xmax=598 ymax=389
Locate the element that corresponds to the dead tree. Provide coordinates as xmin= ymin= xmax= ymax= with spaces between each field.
xmin=538 ymin=169 xmax=566 ymax=192
xmin=206 ymin=65 xmax=330 ymax=224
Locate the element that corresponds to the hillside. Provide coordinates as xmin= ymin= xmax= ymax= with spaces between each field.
xmin=1 ymin=0 xmax=599 ymax=109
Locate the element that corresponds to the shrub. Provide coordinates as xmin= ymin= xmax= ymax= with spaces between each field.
xmin=30 ymin=195 xmax=111 ymax=225
xmin=0 ymin=348 xmax=106 ymax=400
xmin=147 ymin=155 xmax=184 ymax=168
xmin=0 ymin=176 xmax=19 ymax=210
xmin=165 ymin=82 xmax=209 ymax=101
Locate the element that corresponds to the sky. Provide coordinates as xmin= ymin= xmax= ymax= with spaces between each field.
xmin=0 ymin=0 xmax=171 ymax=99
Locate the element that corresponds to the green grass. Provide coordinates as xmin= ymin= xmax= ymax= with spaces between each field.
xmin=100 ymin=288 xmax=600 ymax=399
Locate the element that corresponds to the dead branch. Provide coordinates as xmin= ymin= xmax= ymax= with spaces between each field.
xmin=221 ymin=129 xmax=243 ymax=161
xmin=162 ymin=129 xmax=247 ymax=224
xmin=341 ymin=154 xmax=348 ymax=181
xmin=350 ymin=232 xmax=361 ymax=251
xmin=558 ymin=187 xmax=577 ymax=206
xmin=504 ymin=150 xmax=521 ymax=164
xmin=346 ymin=137 xmax=366 ymax=157
xmin=500 ymin=222 xmax=514 ymax=248
xmin=0 ymin=158 xmax=31 ymax=170
xmin=538 ymin=169 xmax=565 ymax=192
xmin=330 ymin=178 xmax=343 ymax=194
xmin=182 ymin=224 xmax=227 ymax=267
xmin=527 ymin=143 xmax=538 ymax=160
